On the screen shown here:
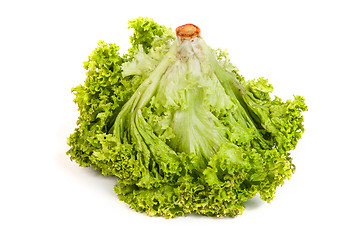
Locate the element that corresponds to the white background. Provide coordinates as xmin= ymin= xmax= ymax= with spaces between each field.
xmin=1 ymin=0 xmax=359 ymax=239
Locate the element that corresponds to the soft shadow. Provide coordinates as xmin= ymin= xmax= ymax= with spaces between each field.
xmin=182 ymin=213 xmax=235 ymax=220
xmin=143 ymin=212 xmax=236 ymax=221
xmin=243 ymin=194 xmax=264 ymax=210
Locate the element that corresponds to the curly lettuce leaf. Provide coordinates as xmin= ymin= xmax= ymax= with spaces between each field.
xmin=67 ymin=17 xmax=174 ymax=175
xmin=127 ymin=17 xmax=175 ymax=58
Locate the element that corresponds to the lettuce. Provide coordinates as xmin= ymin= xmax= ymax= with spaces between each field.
xmin=67 ymin=17 xmax=307 ymax=218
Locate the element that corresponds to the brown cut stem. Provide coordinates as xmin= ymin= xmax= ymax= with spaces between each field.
xmin=176 ymin=24 xmax=201 ymax=40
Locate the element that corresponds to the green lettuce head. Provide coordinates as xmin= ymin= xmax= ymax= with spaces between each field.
xmin=67 ymin=17 xmax=307 ymax=218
